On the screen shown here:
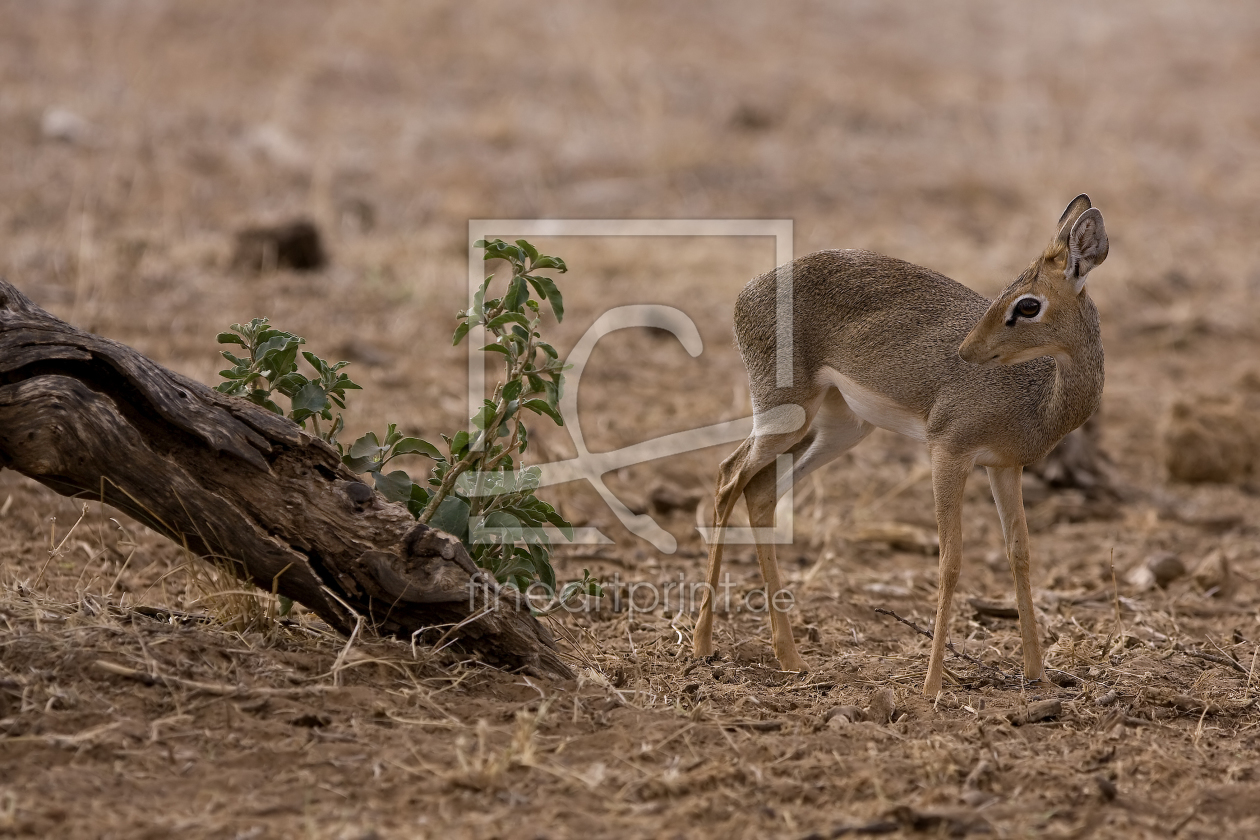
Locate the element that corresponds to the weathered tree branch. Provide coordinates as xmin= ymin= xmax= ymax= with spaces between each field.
xmin=0 ymin=280 xmax=571 ymax=679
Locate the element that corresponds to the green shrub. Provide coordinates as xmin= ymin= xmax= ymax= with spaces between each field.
xmin=214 ymin=239 xmax=599 ymax=604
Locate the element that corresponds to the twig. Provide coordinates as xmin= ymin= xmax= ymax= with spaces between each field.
xmin=93 ymin=659 xmax=341 ymax=697
xmin=873 ymin=607 xmax=1018 ymax=682
xmin=1109 ymin=548 xmax=1123 ymax=638
xmin=723 ymin=720 xmax=783 ymax=731
xmin=1177 ymin=645 xmax=1249 ymax=675
xmin=329 ymin=614 xmax=365 ymax=686
xmin=35 ymin=503 xmax=89 ymax=586
xmin=1207 ymin=636 xmax=1246 ymax=671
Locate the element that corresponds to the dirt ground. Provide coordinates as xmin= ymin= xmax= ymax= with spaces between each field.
xmin=4 ymin=1 xmax=1260 ymax=837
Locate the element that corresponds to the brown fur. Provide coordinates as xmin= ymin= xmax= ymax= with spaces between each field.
xmin=693 ymin=195 xmax=1110 ymax=695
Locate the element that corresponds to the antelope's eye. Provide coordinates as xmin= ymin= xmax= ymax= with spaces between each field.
xmin=1014 ymin=298 xmax=1041 ymax=319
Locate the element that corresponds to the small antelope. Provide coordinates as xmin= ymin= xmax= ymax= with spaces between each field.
xmin=693 ymin=195 xmax=1109 ymax=695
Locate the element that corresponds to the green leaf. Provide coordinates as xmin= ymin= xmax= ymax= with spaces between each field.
xmin=526 ymin=275 xmax=564 ymax=322
xmin=450 ymin=430 xmax=470 ymax=457
xmin=479 ymin=511 xmax=522 ymax=543
xmin=301 ymin=351 xmax=332 ymax=377
xmin=329 ymin=374 xmax=361 ymax=393
xmin=452 ymin=322 xmax=471 ymax=346
xmin=480 ymin=343 xmax=510 ymax=356
xmin=501 ymin=399 xmax=519 ymax=424
xmin=531 ymin=255 xmax=567 ymax=272
xmin=480 ymin=239 xmax=526 ymax=266
xmin=522 ymin=398 xmax=563 ymax=426
xmin=262 ymin=343 xmax=300 ymax=380
xmin=503 ymin=276 xmax=526 ymax=312
xmin=430 ymin=496 xmax=470 ymax=541
xmin=344 ymin=431 xmax=387 ymax=472
xmin=516 ymin=240 xmax=539 ymax=262
xmin=528 ymin=543 xmax=557 ymax=592
xmin=374 ymin=469 xmax=414 ymax=503
xmin=485 ymin=312 xmax=530 ymax=331
xmin=471 ymin=403 xmax=496 ymax=430
xmin=291 ymin=381 xmax=330 ymax=416
xmin=216 ymin=332 xmax=247 ymax=347
xmin=348 ymin=431 xmax=382 ymax=458
xmin=273 ymin=372 xmax=309 ymax=397
xmin=406 ymin=484 xmax=432 ymax=518
xmin=539 ymin=505 xmax=575 ymax=541
xmin=501 ymin=379 xmax=523 ymax=402
xmin=255 ymin=334 xmax=293 ymax=359
xmin=392 ymin=437 xmax=442 ymax=460
xmin=541 ymin=377 xmax=561 ymax=411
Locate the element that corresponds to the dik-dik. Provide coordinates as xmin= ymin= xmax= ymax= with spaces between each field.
xmin=693 ymin=195 xmax=1109 ymax=695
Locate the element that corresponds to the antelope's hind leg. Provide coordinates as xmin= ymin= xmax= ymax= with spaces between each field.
xmin=741 ymin=389 xmax=873 ymax=671
xmin=924 ymin=451 xmax=972 ymax=696
xmin=693 ymin=425 xmax=811 ymax=658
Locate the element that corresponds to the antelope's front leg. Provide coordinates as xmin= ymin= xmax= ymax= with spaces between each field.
xmin=987 ymin=465 xmax=1044 ymax=682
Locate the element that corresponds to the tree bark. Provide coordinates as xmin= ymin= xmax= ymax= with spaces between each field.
xmin=0 ymin=280 xmax=571 ymax=679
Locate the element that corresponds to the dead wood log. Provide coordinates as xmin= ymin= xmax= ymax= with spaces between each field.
xmin=0 ymin=280 xmax=571 ymax=679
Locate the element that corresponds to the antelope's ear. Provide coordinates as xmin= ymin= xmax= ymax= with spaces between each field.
xmin=1057 ymin=193 xmax=1093 ymax=231
xmin=1065 ymin=208 xmax=1108 ymax=294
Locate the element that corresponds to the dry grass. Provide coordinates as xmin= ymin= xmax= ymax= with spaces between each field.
xmin=3 ymin=0 xmax=1260 ymax=837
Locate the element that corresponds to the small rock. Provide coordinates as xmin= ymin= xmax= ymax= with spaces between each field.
xmin=960 ymin=789 xmax=998 ymax=808
xmin=1029 ymin=413 xmax=1115 ymax=493
xmin=1020 ymin=470 xmax=1051 ymax=506
xmin=1192 ymin=550 xmax=1235 ymax=598
xmin=41 ymin=107 xmax=94 ymax=144
xmin=232 ymin=219 xmax=328 ymax=273
xmin=1146 ymin=552 xmax=1186 ymax=588
xmin=1094 ymin=775 xmax=1118 ymax=801
xmin=851 ymin=522 xmax=939 ymax=555
xmin=338 ymin=197 xmax=377 ymax=233
xmin=335 ymin=338 xmax=391 ymax=368
xmin=289 ymin=712 xmax=331 ymax=728
xmin=344 ymin=482 xmax=373 ymax=504
xmin=730 ymin=103 xmax=775 ymax=131
xmin=647 ymin=482 xmax=703 ymax=516
xmin=1126 ymin=564 xmax=1156 ymax=591
xmin=245 ymin=122 xmax=309 ymax=169
xmin=969 ymin=597 xmax=1019 ymax=619
xmin=866 ymin=687 xmax=896 ymax=724
xmin=1047 ymin=670 xmax=1082 ymax=688
xmin=336 ymin=829 xmax=381 ymax=840
xmin=1164 ymin=396 xmax=1260 ymax=483
xmin=983 ymin=698 xmax=1061 ymax=725
xmin=824 ymin=705 xmax=865 ymax=725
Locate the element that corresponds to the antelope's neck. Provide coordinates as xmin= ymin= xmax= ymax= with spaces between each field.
xmin=1043 ymin=323 xmax=1104 ymax=443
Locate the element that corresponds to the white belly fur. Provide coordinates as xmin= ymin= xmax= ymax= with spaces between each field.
xmin=818 ymin=366 xmax=928 ymax=443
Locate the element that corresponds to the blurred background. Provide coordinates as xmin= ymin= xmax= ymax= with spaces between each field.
xmin=4 ymin=5 xmax=1260 ymax=835
xmin=3 ymin=0 xmax=1259 ymax=550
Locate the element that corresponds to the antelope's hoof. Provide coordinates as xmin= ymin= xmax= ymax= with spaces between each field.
xmin=778 ymin=653 xmax=808 ymax=672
